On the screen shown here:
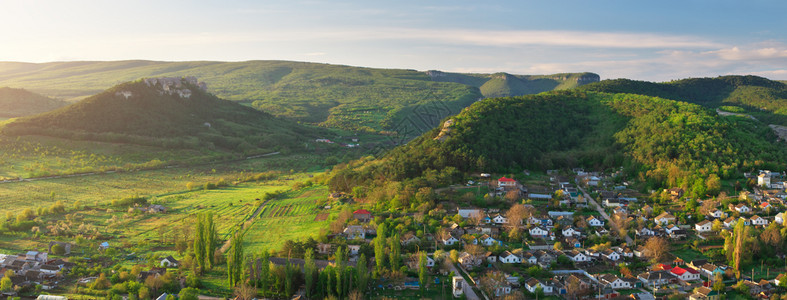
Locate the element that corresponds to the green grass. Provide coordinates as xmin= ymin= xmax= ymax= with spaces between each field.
xmin=670 ymin=247 xmax=708 ymax=262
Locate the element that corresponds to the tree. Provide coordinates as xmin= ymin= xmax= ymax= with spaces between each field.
xmin=304 ymin=251 xmax=317 ymax=298
xmin=506 ymin=204 xmax=527 ymax=238
xmin=138 ymin=286 xmax=150 ymax=300
xmin=644 ymin=237 xmax=669 ymax=263
xmin=505 ymin=190 xmax=521 ymax=202
xmin=389 ymin=234 xmax=401 ymax=271
xmin=227 ymin=230 xmax=245 ymax=287
xmin=374 ymin=223 xmax=387 ymax=272
xmin=357 ymin=254 xmax=368 ymax=293
xmin=0 ymin=277 xmax=11 ymax=292
xmin=418 ymin=251 xmax=427 ymax=295
xmin=179 ymin=287 xmax=200 ymax=300
xmin=193 ymin=213 xmax=216 ymax=274
xmin=92 ymin=273 xmax=111 ymax=290
xmin=449 ymin=249 xmax=459 ymax=263
xmin=713 ymin=273 xmax=725 ymax=291
xmin=335 ymin=246 xmax=346 ymax=298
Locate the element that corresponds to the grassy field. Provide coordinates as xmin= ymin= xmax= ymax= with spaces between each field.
xmin=244 ymin=185 xmax=334 ymax=254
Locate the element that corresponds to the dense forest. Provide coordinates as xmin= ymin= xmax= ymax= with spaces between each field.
xmin=327 ymin=90 xmax=787 ymax=206
xmin=0 ymin=87 xmax=66 ymax=117
xmin=427 ymin=71 xmax=599 ymax=98
xmin=1 ymin=79 xmax=324 ymax=153
xmin=580 ymin=75 xmax=787 ymax=125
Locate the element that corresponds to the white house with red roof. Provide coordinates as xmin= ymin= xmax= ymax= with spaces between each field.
xmin=670 ymin=266 xmax=701 ymax=281
xmin=760 ymin=202 xmax=772 ymax=210
xmin=497 ymin=177 xmax=517 ymax=188
xmin=353 ymin=209 xmax=372 ymax=222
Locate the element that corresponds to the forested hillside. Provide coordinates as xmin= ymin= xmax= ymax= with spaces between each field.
xmin=0 ymin=60 xmax=594 ymax=136
xmin=327 ymin=91 xmax=786 ymax=205
xmin=1 ymin=78 xmax=323 ymax=153
xmin=0 ymin=87 xmax=66 ymax=117
xmin=580 ymin=75 xmax=787 ymax=125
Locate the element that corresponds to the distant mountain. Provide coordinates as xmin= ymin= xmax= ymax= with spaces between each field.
xmin=579 ymin=75 xmax=787 ymax=125
xmin=0 ymin=87 xmax=66 ymax=117
xmin=328 ymin=90 xmax=785 ymax=195
xmin=0 ymin=60 xmax=595 ymax=136
xmin=1 ymin=77 xmax=323 ymax=152
xmin=427 ymin=71 xmax=599 ymax=98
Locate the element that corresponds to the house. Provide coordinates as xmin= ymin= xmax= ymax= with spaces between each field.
xmin=739 ymin=217 xmax=751 ymax=226
xmin=587 ymin=216 xmax=604 ymax=227
xmin=439 ymin=234 xmax=459 ymax=246
xmin=636 ymin=227 xmax=655 ymax=236
xmin=498 ymin=177 xmax=517 ymax=188
xmin=480 ymin=234 xmax=498 ymax=246
xmin=654 ymin=212 xmax=676 ymax=225
xmin=567 ymin=250 xmax=590 ymax=262
xmin=525 ymin=278 xmax=553 ymax=294
xmin=758 ymin=173 xmax=771 ymax=187
xmin=317 ymin=243 xmax=333 ymax=254
xmin=565 ymin=237 xmax=581 ymax=248
xmin=638 ymin=270 xmax=675 ymax=287
xmin=750 ymin=215 xmax=768 ymax=226
xmin=400 ymin=233 xmax=421 ymax=245
xmin=458 ymin=252 xmax=482 ymax=268
xmin=734 ymin=203 xmax=751 ymax=213
xmin=529 ymin=226 xmax=550 ymax=238
xmin=602 ymin=249 xmax=620 ymax=261
xmin=670 ymin=266 xmax=701 ymax=281
xmin=776 ymin=212 xmax=785 ymax=224
xmin=641 ymin=205 xmax=654 ymax=215
xmin=348 ymin=245 xmax=361 ymax=256
xmin=699 ymin=263 xmax=724 ymax=277
xmin=499 ymin=251 xmax=521 ymax=264
xmin=160 ymin=256 xmax=179 ymax=268
xmin=562 ymin=227 xmax=581 ymax=237
xmin=695 ymin=220 xmax=712 ymax=233
xmin=457 ymin=208 xmax=483 ymax=219
xmin=493 ymin=214 xmax=508 ymax=224
xmin=343 ymin=225 xmax=366 ymax=239
xmin=534 ymin=250 xmax=555 ymax=268
xmin=599 ymin=274 xmax=630 ymax=289
xmin=39 ymin=264 xmax=60 ymax=276
xmin=723 ymin=217 xmax=737 ymax=227
xmin=689 ymin=286 xmax=720 ymax=300
xmin=709 ymin=209 xmax=724 ymax=219
xmin=668 ymin=188 xmax=684 ymax=198
xmin=453 ymin=276 xmax=465 ymax=297
xmin=352 ymin=209 xmax=372 ymax=222
xmin=522 ymin=252 xmax=538 ymax=264
xmin=664 ymin=224 xmax=681 ymax=235
xmin=760 ymin=202 xmax=772 ymax=211
xmin=98 ymin=242 xmax=110 ymax=251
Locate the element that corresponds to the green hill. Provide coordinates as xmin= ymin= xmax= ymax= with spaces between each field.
xmin=1 ymin=77 xmax=323 ymax=153
xmin=0 ymin=87 xmax=66 ymax=117
xmin=0 ymin=60 xmax=594 ymax=136
xmin=579 ymin=75 xmax=787 ymax=125
xmin=328 ymin=90 xmax=785 ymax=200
xmin=427 ymin=71 xmax=600 ymax=98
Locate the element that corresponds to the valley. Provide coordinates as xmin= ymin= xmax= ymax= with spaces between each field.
xmin=0 ymin=72 xmax=786 ymax=300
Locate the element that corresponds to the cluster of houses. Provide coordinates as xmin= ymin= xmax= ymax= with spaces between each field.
xmin=324 ymin=169 xmax=787 ymax=298
xmin=0 ymin=247 xmax=73 ymax=293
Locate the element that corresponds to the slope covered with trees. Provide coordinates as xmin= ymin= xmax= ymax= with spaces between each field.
xmin=427 ymin=71 xmax=600 ymax=98
xmin=1 ymin=78 xmax=323 ymax=153
xmin=328 ymin=90 xmax=786 ymax=204
xmin=0 ymin=87 xmax=66 ymax=117
xmin=580 ymin=75 xmax=787 ymax=125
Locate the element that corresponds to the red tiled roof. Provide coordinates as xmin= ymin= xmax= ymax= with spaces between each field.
xmin=670 ymin=266 xmax=687 ymax=275
xmin=353 ymin=209 xmax=371 ymax=215
xmin=498 ymin=177 xmax=516 ymax=182
xmin=658 ymin=264 xmax=673 ymax=271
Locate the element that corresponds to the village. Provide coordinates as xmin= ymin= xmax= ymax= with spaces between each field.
xmin=3 ymin=169 xmax=787 ymax=300
xmin=318 ymin=169 xmax=787 ymax=299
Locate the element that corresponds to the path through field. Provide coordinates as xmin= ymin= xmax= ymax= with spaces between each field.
xmin=220 ymin=199 xmax=269 ymax=253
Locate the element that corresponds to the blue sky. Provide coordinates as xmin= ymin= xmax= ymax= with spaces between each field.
xmin=1 ymin=0 xmax=786 ymax=81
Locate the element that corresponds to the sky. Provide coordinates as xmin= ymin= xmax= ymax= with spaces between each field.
xmin=1 ymin=0 xmax=786 ymax=81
